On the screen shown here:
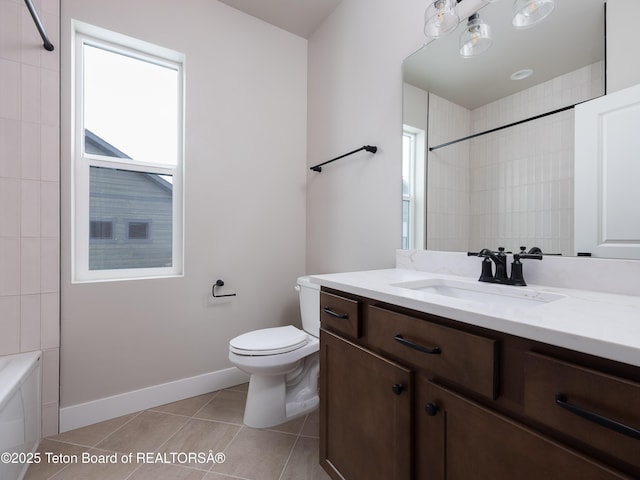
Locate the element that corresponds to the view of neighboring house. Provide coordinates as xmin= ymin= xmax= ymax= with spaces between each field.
xmin=85 ymin=129 xmax=173 ymax=270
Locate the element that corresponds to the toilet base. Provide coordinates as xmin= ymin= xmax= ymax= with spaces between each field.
xmin=243 ymin=354 xmax=319 ymax=429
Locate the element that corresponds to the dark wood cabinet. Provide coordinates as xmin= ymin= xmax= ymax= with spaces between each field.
xmin=416 ymin=377 xmax=630 ymax=479
xmin=320 ymin=329 xmax=412 ymax=480
xmin=319 ymin=288 xmax=639 ymax=479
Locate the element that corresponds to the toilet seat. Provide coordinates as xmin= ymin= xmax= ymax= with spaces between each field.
xmin=230 ymin=325 xmax=309 ymax=356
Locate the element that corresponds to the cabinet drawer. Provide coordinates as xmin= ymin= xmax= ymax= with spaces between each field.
xmin=366 ymin=305 xmax=498 ymax=399
xmin=320 ymin=291 xmax=361 ymax=339
xmin=524 ymin=353 xmax=640 ymax=475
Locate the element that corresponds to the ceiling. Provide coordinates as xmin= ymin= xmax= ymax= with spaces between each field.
xmin=217 ymin=0 xmax=343 ymax=38
xmin=403 ymin=0 xmax=606 ymax=110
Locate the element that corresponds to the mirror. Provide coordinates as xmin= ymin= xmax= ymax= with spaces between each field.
xmin=402 ymin=0 xmax=606 ymax=257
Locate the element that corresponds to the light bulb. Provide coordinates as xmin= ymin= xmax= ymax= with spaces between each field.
xmin=459 ymin=14 xmax=492 ymax=58
xmin=512 ymin=0 xmax=555 ymax=29
xmin=424 ymin=0 xmax=459 ymax=39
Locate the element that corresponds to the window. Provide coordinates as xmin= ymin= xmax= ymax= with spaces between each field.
xmin=90 ymin=220 xmax=113 ymax=240
xmin=402 ymin=125 xmax=427 ymax=250
xmin=127 ymin=221 xmax=150 ymax=240
xmin=72 ymin=23 xmax=184 ymax=281
xmin=402 ymin=131 xmax=416 ymax=249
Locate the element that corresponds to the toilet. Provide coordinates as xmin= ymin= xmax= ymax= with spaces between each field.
xmin=228 ymin=276 xmax=320 ymax=428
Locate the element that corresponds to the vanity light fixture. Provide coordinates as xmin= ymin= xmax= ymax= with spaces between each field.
xmin=512 ymin=0 xmax=555 ymax=29
xmin=459 ymin=13 xmax=492 ymax=58
xmin=424 ymin=0 xmax=459 ymax=39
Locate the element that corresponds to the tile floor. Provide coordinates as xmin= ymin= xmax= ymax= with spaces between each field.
xmin=25 ymin=383 xmax=331 ymax=480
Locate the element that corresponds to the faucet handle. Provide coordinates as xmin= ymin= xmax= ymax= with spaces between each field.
xmin=515 ymin=247 xmax=543 ymax=261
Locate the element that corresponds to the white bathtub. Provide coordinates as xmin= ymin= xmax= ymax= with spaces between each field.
xmin=0 ymin=351 xmax=41 ymax=480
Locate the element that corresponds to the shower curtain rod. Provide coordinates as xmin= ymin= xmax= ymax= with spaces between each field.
xmin=428 ymin=104 xmax=576 ymax=152
xmin=24 ymin=0 xmax=54 ymax=51
xmin=310 ymin=145 xmax=378 ymax=173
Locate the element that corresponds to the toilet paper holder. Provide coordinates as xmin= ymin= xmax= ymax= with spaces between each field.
xmin=212 ymin=279 xmax=236 ymax=298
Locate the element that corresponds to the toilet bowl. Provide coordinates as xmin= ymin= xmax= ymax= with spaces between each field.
xmin=228 ymin=276 xmax=320 ymax=428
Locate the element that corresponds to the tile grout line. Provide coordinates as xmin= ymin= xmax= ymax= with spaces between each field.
xmin=277 ymin=434 xmax=301 ymax=480
xmin=87 ymin=410 xmax=144 ymax=449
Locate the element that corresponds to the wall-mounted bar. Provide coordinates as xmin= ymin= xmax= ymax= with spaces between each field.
xmin=310 ymin=145 xmax=378 ymax=172
xmin=428 ymin=104 xmax=578 ymax=152
xmin=24 ymin=0 xmax=54 ymax=52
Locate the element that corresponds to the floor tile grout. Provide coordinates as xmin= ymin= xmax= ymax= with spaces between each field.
xmin=27 ymin=384 xmax=325 ymax=480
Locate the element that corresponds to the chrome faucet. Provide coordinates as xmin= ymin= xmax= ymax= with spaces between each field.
xmin=468 ymin=247 xmax=543 ymax=286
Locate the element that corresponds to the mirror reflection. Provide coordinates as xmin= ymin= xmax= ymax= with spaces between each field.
xmin=402 ymin=0 xmax=605 ymax=256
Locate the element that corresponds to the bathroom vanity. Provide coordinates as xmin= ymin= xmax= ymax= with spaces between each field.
xmin=312 ymin=269 xmax=640 ymax=479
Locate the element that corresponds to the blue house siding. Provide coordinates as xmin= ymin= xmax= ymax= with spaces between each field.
xmin=85 ymin=130 xmax=173 ymax=270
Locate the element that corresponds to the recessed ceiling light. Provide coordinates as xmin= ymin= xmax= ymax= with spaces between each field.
xmin=510 ymin=69 xmax=533 ymax=81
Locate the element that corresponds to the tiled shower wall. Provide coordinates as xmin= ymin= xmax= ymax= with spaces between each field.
xmin=468 ymin=62 xmax=604 ymax=254
xmin=0 ymin=0 xmax=60 ymax=436
xmin=427 ymin=62 xmax=604 ymax=255
xmin=426 ymin=93 xmax=471 ymax=252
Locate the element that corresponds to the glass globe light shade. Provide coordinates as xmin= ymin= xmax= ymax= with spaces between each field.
xmin=424 ymin=0 xmax=459 ymax=39
xmin=512 ymin=0 xmax=555 ymax=29
xmin=459 ymin=14 xmax=492 ymax=58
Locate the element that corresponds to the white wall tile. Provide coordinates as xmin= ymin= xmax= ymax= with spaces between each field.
xmin=40 ymin=123 xmax=58 ymax=181
xmin=1 ymin=0 xmax=60 ymax=436
xmin=20 ymin=63 xmax=41 ymax=123
xmin=20 ymin=237 xmax=40 ymax=294
xmin=0 ymin=118 xmax=21 ymax=178
xmin=41 ymin=402 xmax=59 ymax=438
xmin=20 ymin=3 xmax=41 ymax=68
xmin=0 ymin=177 xmax=20 ymax=236
xmin=0 ymin=237 xmax=20 ymax=295
xmin=40 ymin=67 xmax=58 ymax=126
xmin=41 ymin=347 xmax=59 ymax=405
xmin=40 ymin=291 xmax=59 ymax=349
xmin=20 ymin=121 xmax=40 ymax=179
xmin=0 ymin=0 xmax=21 ymax=63
xmin=21 ymin=179 xmax=41 ymax=237
xmin=0 ymin=294 xmax=20 ymax=354
xmin=40 ymin=180 xmax=58 ymax=237
xmin=20 ymin=293 xmax=40 ymax=351
xmin=40 ymin=236 xmax=58 ymax=293
xmin=0 ymin=58 xmax=20 ymax=119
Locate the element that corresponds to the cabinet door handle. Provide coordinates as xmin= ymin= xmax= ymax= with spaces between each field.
xmin=555 ymin=393 xmax=640 ymax=440
xmin=394 ymin=334 xmax=441 ymax=354
xmin=425 ymin=402 xmax=439 ymax=416
xmin=322 ymin=307 xmax=348 ymax=319
xmin=392 ymin=383 xmax=405 ymax=395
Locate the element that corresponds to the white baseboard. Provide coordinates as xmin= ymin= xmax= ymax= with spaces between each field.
xmin=59 ymin=367 xmax=249 ymax=433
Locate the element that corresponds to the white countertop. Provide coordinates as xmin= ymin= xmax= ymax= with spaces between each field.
xmin=310 ymin=268 xmax=640 ymax=368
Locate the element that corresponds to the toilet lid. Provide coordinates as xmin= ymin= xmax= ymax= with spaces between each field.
xmin=229 ymin=325 xmax=309 ymax=356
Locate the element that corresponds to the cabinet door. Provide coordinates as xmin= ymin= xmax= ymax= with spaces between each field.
xmin=320 ymin=329 xmax=412 ymax=480
xmin=417 ymin=378 xmax=631 ymax=480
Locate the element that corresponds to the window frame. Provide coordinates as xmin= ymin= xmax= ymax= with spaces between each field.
xmin=72 ymin=23 xmax=184 ymax=282
xmin=402 ymin=124 xmax=427 ymax=250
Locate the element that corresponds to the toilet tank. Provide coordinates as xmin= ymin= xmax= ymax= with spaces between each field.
xmin=296 ymin=276 xmax=320 ymax=337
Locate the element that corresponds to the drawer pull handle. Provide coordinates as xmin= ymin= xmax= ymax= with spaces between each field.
xmin=555 ymin=393 xmax=640 ymax=440
xmin=394 ymin=334 xmax=441 ymax=355
xmin=322 ymin=307 xmax=349 ymax=319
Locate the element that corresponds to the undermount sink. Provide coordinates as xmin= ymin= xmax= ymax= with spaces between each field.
xmin=391 ymin=278 xmax=565 ymax=310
